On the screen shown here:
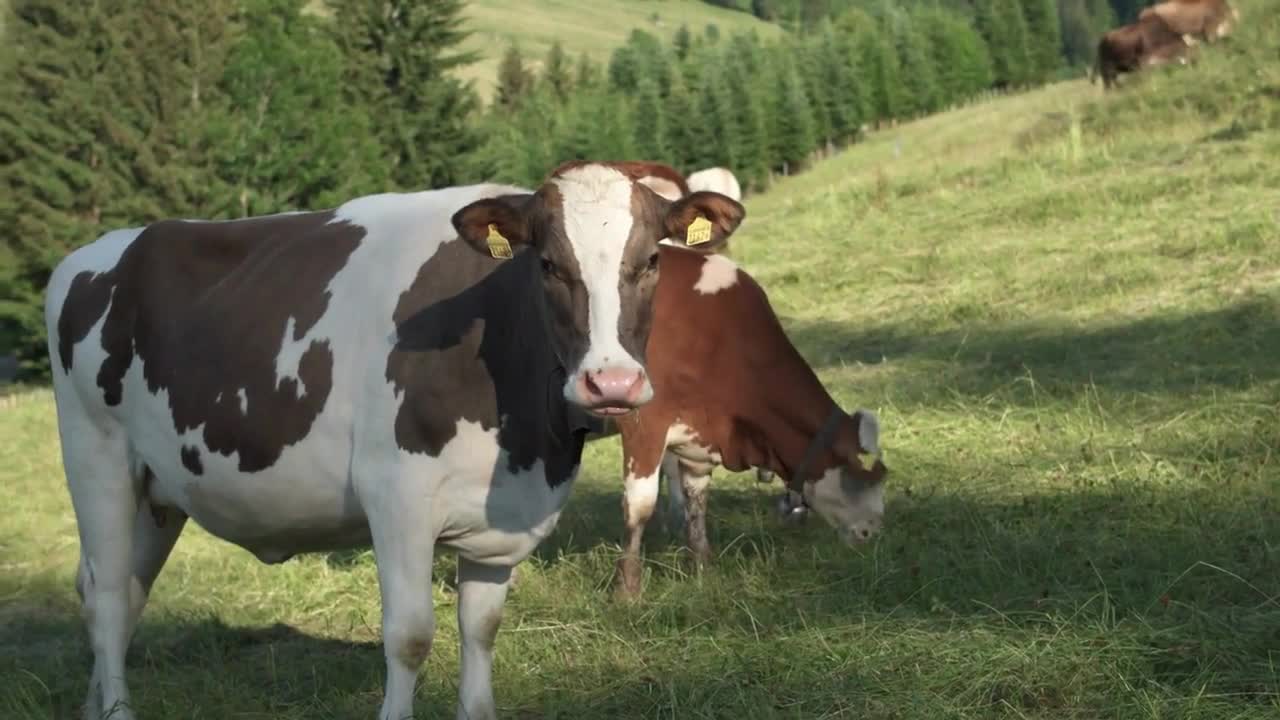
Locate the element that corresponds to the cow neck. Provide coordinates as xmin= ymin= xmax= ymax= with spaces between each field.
xmin=755 ymin=378 xmax=855 ymax=489
xmin=480 ymin=253 xmax=598 ymax=454
xmin=729 ymin=318 xmax=857 ymax=487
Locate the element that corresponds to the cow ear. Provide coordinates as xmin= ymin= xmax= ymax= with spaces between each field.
xmin=664 ymin=191 xmax=745 ymax=253
xmin=451 ymin=194 xmax=535 ymax=259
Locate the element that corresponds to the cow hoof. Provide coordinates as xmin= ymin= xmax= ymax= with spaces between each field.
xmin=687 ymin=545 xmax=714 ymax=572
xmin=613 ymin=557 xmax=643 ymax=601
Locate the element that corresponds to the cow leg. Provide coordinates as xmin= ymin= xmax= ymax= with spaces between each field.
xmin=676 ymin=460 xmax=714 ymax=569
xmin=455 ymin=558 xmax=512 ymax=720
xmin=62 ymin=427 xmax=140 ymax=720
xmin=125 ymin=487 xmax=188 ymax=638
xmin=615 ymin=445 xmax=663 ymax=599
xmin=370 ymin=500 xmax=437 ymax=720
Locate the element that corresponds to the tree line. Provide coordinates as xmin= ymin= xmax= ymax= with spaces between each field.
xmin=2 ymin=0 xmax=1073 ymax=378
xmin=702 ymin=0 xmax=1138 ymax=69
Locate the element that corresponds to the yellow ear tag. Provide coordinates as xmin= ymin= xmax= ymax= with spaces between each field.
xmin=685 ymin=215 xmax=713 ymax=246
xmin=486 ymin=223 xmax=513 ymax=259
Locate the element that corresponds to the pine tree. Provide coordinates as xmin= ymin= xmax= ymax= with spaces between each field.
xmin=495 ymin=44 xmax=533 ymax=110
xmin=975 ymin=0 xmax=1033 ymax=88
xmin=798 ymin=36 xmax=834 ymax=147
xmin=824 ymin=25 xmax=866 ymax=145
xmin=607 ymin=44 xmax=640 ymax=93
xmin=769 ymin=57 xmax=816 ymax=174
xmin=663 ymin=73 xmax=700 ymax=172
xmin=723 ymin=58 xmax=768 ymax=190
xmin=0 ymin=0 xmax=238 ymax=377
xmin=208 ymin=0 xmax=386 ymax=218
xmin=1023 ymin=0 xmax=1063 ymax=82
xmin=673 ymin=24 xmax=692 ymax=61
xmin=575 ymin=52 xmax=601 ymax=90
xmin=921 ymin=8 xmax=994 ymax=105
xmin=542 ymin=41 xmax=572 ymax=101
xmin=893 ymin=17 xmax=940 ymax=119
xmin=689 ymin=63 xmax=738 ymax=170
xmin=329 ymin=0 xmax=480 ymax=189
xmin=858 ymin=28 xmax=903 ymax=124
xmin=632 ymin=77 xmax=668 ymax=162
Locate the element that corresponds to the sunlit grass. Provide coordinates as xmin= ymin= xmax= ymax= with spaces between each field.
xmin=3 ymin=3 xmax=1279 ymax=717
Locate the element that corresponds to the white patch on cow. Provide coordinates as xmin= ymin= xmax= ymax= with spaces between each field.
xmin=693 ymin=253 xmax=740 ymax=295
xmin=551 ymin=165 xmax=649 ymax=394
xmin=272 ymin=317 xmax=309 ymax=398
xmin=237 ymin=388 xmax=248 ymax=415
xmin=687 ymin=167 xmax=743 ymax=202
xmin=623 ymin=468 xmax=660 ymax=528
xmin=666 ymin=421 xmax=721 ymax=465
xmin=638 ymin=176 xmax=683 ymax=201
xmin=424 ymin=419 xmax=577 ymax=566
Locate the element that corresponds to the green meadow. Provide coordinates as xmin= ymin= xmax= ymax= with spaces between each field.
xmin=3 ymin=4 xmax=1278 ymax=717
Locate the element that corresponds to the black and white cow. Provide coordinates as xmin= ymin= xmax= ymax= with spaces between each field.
xmin=45 ymin=161 xmax=745 ymax=720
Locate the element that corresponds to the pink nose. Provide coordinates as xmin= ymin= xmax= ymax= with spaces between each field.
xmin=576 ymin=368 xmax=648 ymax=411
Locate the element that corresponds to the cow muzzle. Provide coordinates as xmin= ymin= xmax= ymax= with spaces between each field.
xmin=572 ymin=367 xmax=652 ymax=417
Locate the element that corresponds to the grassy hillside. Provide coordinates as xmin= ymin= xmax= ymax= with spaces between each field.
xmin=453 ymin=0 xmax=781 ymax=97
xmin=3 ymin=2 xmax=1278 ymax=718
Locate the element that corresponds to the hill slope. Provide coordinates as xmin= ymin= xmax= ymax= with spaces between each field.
xmin=2 ymin=2 xmax=1278 ymax=717
xmin=453 ymin=0 xmax=781 ymax=97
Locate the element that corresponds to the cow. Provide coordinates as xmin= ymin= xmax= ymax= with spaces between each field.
xmin=634 ymin=161 xmax=691 ymax=201
xmin=1139 ymin=0 xmax=1239 ymax=43
xmin=44 ymin=161 xmax=745 ymax=720
xmin=1091 ymin=12 xmax=1197 ymax=90
xmin=687 ymin=166 xmax=743 ymax=202
xmin=591 ymin=245 xmax=888 ymax=598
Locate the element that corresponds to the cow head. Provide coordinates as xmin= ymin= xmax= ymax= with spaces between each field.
xmin=782 ymin=409 xmax=889 ymax=546
xmin=452 ymin=162 xmax=745 ymax=417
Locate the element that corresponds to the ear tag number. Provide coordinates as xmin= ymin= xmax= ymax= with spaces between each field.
xmin=486 ymin=223 xmax=513 ymax=259
xmin=686 ymin=215 xmax=713 ymax=246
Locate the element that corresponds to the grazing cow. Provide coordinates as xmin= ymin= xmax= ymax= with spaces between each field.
xmin=687 ymin=166 xmax=743 ymax=202
xmin=45 ymin=161 xmax=744 ymax=720
xmin=593 ymin=246 xmax=888 ymax=598
xmin=1139 ymin=0 xmax=1239 ymax=42
xmin=1092 ymin=13 xmax=1197 ymax=89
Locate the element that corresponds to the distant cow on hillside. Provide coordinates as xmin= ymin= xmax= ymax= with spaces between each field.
xmin=1092 ymin=12 xmax=1197 ymax=89
xmin=1140 ymin=0 xmax=1239 ymax=43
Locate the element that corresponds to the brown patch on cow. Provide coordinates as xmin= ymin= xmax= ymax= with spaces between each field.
xmin=387 ymin=237 xmax=594 ymax=489
xmin=56 ymin=271 xmax=117 ymax=372
xmin=180 ymin=445 xmax=203 ymax=475
xmin=55 ymin=211 xmax=363 ymax=472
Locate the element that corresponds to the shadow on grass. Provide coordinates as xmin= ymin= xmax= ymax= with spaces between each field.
xmin=782 ymin=294 xmax=1280 ymax=402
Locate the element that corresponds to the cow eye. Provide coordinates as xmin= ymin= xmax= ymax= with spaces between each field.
xmin=540 ymin=257 xmax=556 ymax=276
xmin=646 ymin=251 xmax=660 ymax=272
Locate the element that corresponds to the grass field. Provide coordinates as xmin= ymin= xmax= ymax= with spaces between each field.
xmin=452 ymin=0 xmax=780 ymax=98
xmin=3 ymin=7 xmax=1279 ymax=720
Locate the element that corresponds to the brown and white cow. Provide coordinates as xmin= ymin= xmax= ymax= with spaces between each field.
xmin=593 ymin=245 xmax=888 ymax=598
xmin=45 ymin=162 xmax=744 ymax=720
xmin=1092 ymin=12 xmax=1197 ymax=89
xmin=1139 ymin=0 xmax=1239 ymax=43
